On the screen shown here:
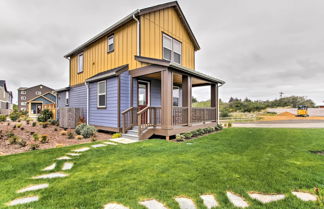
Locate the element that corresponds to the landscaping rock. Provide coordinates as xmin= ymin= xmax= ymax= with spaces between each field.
xmin=72 ymin=147 xmax=90 ymax=152
xmin=104 ymin=203 xmax=130 ymax=209
xmin=175 ymin=197 xmax=197 ymax=209
xmin=91 ymin=144 xmax=107 ymax=148
xmin=292 ymin=192 xmax=317 ymax=201
xmin=66 ymin=153 xmax=81 ymax=156
xmin=139 ymin=199 xmax=168 ymax=209
xmin=6 ymin=196 xmax=39 ymax=206
xmin=248 ymin=192 xmax=285 ymax=203
xmin=226 ymin=192 xmax=249 ymax=208
xmin=32 ymin=172 xmax=68 ymax=179
xmin=56 ymin=156 xmax=72 ymax=160
xmin=17 ymin=184 xmax=49 ymax=193
xmin=200 ymin=194 xmax=219 ymax=208
xmin=42 ymin=163 xmax=56 ymax=171
xmin=62 ymin=162 xmax=74 ymax=170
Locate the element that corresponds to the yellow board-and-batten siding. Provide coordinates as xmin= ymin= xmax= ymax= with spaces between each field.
xmin=69 ymin=7 xmax=196 ymax=86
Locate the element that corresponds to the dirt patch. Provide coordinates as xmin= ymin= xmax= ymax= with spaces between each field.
xmin=0 ymin=121 xmax=111 ymax=156
xmin=278 ymin=112 xmax=295 ymax=117
xmin=309 ymin=150 xmax=324 ymax=156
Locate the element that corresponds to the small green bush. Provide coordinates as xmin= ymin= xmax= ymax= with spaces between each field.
xmin=16 ymin=123 xmax=22 ymax=128
xmin=182 ymin=132 xmax=193 ymax=139
xmin=203 ymin=128 xmax=209 ymax=134
xmin=32 ymin=122 xmax=37 ymax=127
xmin=228 ymin=122 xmax=232 ymax=128
xmin=41 ymin=122 xmax=49 ymax=128
xmin=197 ymin=128 xmax=204 ymax=135
xmin=48 ymin=119 xmax=59 ymax=126
xmin=67 ymin=131 xmax=74 ymax=139
xmin=190 ymin=130 xmax=199 ymax=137
xmin=17 ymin=138 xmax=27 ymax=147
xmin=75 ymin=123 xmax=87 ymax=135
xmin=91 ymin=137 xmax=97 ymax=142
xmin=215 ymin=124 xmax=223 ymax=131
xmin=176 ymin=134 xmax=185 ymax=141
xmin=32 ymin=133 xmax=39 ymax=141
xmin=30 ymin=143 xmax=40 ymax=150
xmin=37 ymin=109 xmax=53 ymax=122
xmin=6 ymin=132 xmax=14 ymax=138
xmin=40 ymin=135 xmax=49 ymax=143
xmin=8 ymin=135 xmax=19 ymax=144
xmin=0 ymin=115 xmax=7 ymax=122
xmin=112 ymin=133 xmax=122 ymax=139
xmin=9 ymin=111 xmax=20 ymax=121
xmin=80 ymin=125 xmax=96 ymax=138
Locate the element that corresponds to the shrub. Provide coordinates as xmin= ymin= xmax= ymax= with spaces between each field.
xmin=32 ymin=122 xmax=37 ymax=127
xmin=76 ymin=135 xmax=83 ymax=140
xmin=9 ymin=111 xmax=20 ymax=121
xmin=41 ymin=122 xmax=49 ymax=128
xmin=0 ymin=115 xmax=7 ymax=122
xmin=48 ymin=119 xmax=59 ymax=126
xmin=228 ymin=122 xmax=232 ymax=128
xmin=197 ymin=128 xmax=204 ymax=136
xmin=220 ymin=109 xmax=230 ymax=118
xmin=30 ymin=143 xmax=39 ymax=150
xmin=40 ymin=135 xmax=49 ymax=143
xmin=16 ymin=123 xmax=22 ymax=128
xmin=203 ymin=128 xmax=209 ymax=134
xmin=207 ymin=127 xmax=215 ymax=133
xmin=32 ymin=133 xmax=39 ymax=141
xmin=80 ymin=125 xmax=96 ymax=138
xmin=6 ymin=132 xmax=15 ymax=138
xmin=60 ymin=130 xmax=67 ymax=136
xmin=91 ymin=136 xmax=97 ymax=142
xmin=176 ymin=134 xmax=185 ymax=141
xmin=75 ymin=123 xmax=87 ymax=135
xmin=191 ymin=130 xmax=199 ymax=137
xmin=37 ymin=109 xmax=53 ymax=122
xmin=215 ymin=124 xmax=223 ymax=131
xmin=17 ymin=138 xmax=27 ymax=147
xmin=112 ymin=133 xmax=122 ymax=139
xmin=182 ymin=132 xmax=193 ymax=139
xmin=8 ymin=135 xmax=19 ymax=144
xmin=67 ymin=131 xmax=74 ymax=139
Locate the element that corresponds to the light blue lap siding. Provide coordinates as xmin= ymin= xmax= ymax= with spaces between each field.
xmin=120 ymin=71 xmax=131 ymax=127
xmin=89 ymin=77 xmax=118 ymax=128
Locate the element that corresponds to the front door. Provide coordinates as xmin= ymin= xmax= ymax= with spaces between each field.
xmin=138 ymin=81 xmax=149 ymax=123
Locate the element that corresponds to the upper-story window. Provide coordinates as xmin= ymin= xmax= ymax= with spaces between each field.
xmin=107 ymin=35 xmax=114 ymax=53
xmin=36 ymin=91 xmax=41 ymax=95
xmin=78 ymin=53 xmax=84 ymax=73
xmin=163 ymin=34 xmax=182 ymax=64
xmin=21 ymin=96 xmax=26 ymax=100
xmin=173 ymin=86 xmax=180 ymax=106
xmin=21 ymin=91 xmax=26 ymax=95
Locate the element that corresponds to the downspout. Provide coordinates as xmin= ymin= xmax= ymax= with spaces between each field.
xmin=55 ymin=92 xmax=58 ymax=120
xmin=85 ymin=81 xmax=89 ymax=125
xmin=133 ymin=10 xmax=140 ymax=56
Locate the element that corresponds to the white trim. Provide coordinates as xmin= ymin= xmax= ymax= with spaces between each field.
xmin=97 ymin=80 xmax=107 ymax=108
xmin=162 ymin=34 xmax=182 ymax=64
xmin=138 ymin=80 xmax=150 ymax=107
xmin=107 ymin=35 xmax=114 ymax=53
xmin=21 ymin=91 xmax=26 ymax=95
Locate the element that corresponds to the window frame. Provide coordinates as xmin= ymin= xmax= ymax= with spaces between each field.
xmin=35 ymin=91 xmax=41 ymax=95
xmin=162 ymin=33 xmax=182 ymax=64
xmin=97 ymin=80 xmax=107 ymax=108
xmin=21 ymin=91 xmax=26 ymax=95
xmin=172 ymin=86 xmax=180 ymax=107
xmin=107 ymin=35 xmax=114 ymax=53
xmin=78 ymin=53 xmax=84 ymax=73
xmin=21 ymin=102 xmax=27 ymax=106
xmin=21 ymin=96 xmax=26 ymax=100
xmin=65 ymin=91 xmax=69 ymax=106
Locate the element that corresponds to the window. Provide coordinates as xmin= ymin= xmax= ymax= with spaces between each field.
xmin=65 ymin=91 xmax=69 ymax=106
xmin=78 ymin=53 xmax=84 ymax=73
xmin=97 ymin=81 xmax=106 ymax=108
xmin=21 ymin=102 xmax=26 ymax=106
xmin=173 ymin=86 xmax=180 ymax=106
xmin=21 ymin=91 xmax=26 ymax=95
xmin=107 ymin=35 xmax=114 ymax=52
xmin=36 ymin=91 xmax=41 ymax=95
xmin=163 ymin=34 xmax=182 ymax=64
xmin=21 ymin=96 xmax=26 ymax=100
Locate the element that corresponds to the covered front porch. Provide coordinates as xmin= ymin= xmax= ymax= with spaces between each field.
xmin=122 ymin=56 xmax=225 ymax=140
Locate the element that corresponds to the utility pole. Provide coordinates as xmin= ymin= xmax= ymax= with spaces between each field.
xmin=279 ymin=92 xmax=284 ymax=99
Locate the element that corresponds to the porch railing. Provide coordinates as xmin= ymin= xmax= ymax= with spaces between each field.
xmin=137 ymin=106 xmax=161 ymax=137
xmin=191 ymin=107 xmax=217 ymax=123
xmin=172 ymin=106 xmax=188 ymax=125
xmin=122 ymin=107 xmax=138 ymax=133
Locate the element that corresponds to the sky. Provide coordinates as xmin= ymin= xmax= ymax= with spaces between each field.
xmin=0 ymin=0 xmax=323 ymax=104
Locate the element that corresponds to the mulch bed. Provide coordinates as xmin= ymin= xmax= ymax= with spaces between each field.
xmin=0 ymin=121 xmax=111 ymax=156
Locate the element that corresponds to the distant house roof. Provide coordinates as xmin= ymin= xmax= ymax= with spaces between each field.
xmin=27 ymin=92 xmax=56 ymax=104
xmin=17 ymin=84 xmax=54 ymax=92
xmin=85 ymin=64 xmax=129 ymax=83
xmin=64 ymin=1 xmax=200 ymax=58
xmin=0 ymin=80 xmax=12 ymax=96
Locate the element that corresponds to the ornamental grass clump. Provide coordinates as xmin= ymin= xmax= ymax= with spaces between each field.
xmin=0 ymin=115 xmax=7 ymax=122
xmin=40 ymin=135 xmax=49 ymax=143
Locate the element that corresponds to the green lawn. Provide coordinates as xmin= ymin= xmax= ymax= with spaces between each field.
xmin=1 ymin=128 xmax=324 ymax=208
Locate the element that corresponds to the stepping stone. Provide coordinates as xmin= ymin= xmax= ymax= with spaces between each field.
xmin=175 ymin=197 xmax=197 ymax=209
xmin=110 ymin=138 xmax=138 ymax=144
xmin=62 ymin=162 xmax=74 ymax=170
xmin=292 ymin=191 xmax=317 ymax=201
xmin=66 ymin=153 xmax=81 ymax=156
xmin=226 ymin=192 xmax=249 ymax=208
xmin=6 ymin=196 xmax=39 ymax=206
xmin=17 ymin=184 xmax=49 ymax=193
xmin=248 ymin=192 xmax=285 ymax=203
xmin=91 ymin=144 xmax=107 ymax=148
xmin=104 ymin=142 xmax=117 ymax=145
xmin=42 ymin=163 xmax=56 ymax=171
xmin=200 ymin=194 xmax=219 ymax=208
xmin=72 ymin=147 xmax=90 ymax=152
xmin=104 ymin=203 xmax=130 ymax=209
xmin=56 ymin=156 xmax=72 ymax=160
xmin=139 ymin=199 xmax=168 ymax=209
xmin=32 ymin=172 xmax=68 ymax=179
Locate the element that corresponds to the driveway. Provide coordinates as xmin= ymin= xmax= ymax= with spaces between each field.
xmin=233 ymin=120 xmax=324 ymax=128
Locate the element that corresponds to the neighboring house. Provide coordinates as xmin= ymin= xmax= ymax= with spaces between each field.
xmin=27 ymin=92 xmax=57 ymax=119
xmin=18 ymin=85 xmax=55 ymax=112
xmin=57 ymin=1 xmax=225 ymax=140
xmin=0 ymin=80 xmax=13 ymax=115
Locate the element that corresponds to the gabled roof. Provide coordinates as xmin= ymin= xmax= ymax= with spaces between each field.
xmin=64 ymin=1 xmax=200 ymax=58
xmin=17 ymin=84 xmax=54 ymax=92
xmin=27 ymin=92 xmax=56 ymax=103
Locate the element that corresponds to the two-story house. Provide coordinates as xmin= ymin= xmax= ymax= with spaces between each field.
xmin=57 ymin=1 xmax=225 ymax=140
xmin=0 ymin=80 xmax=13 ymax=115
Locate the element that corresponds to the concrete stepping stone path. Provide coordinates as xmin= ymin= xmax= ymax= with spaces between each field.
xmin=72 ymin=147 xmax=90 ymax=152
xmin=62 ymin=162 xmax=74 ymax=170
xmin=110 ymin=138 xmax=138 ymax=144
xmin=104 ymin=203 xmax=130 ymax=209
xmin=42 ymin=163 xmax=56 ymax=171
xmin=139 ymin=199 xmax=168 ymax=209
xmin=17 ymin=184 xmax=49 ymax=193
xmin=56 ymin=156 xmax=72 ymax=160
xmin=66 ymin=153 xmax=81 ymax=156
xmin=91 ymin=144 xmax=107 ymax=148
xmin=292 ymin=191 xmax=317 ymax=201
xmin=104 ymin=142 xmax=117 ymax=145
xmin=175 ymin=197 xmax=197 ymax=209
xmin=226 ymin=192 xmax=249 ymax=208
xmin=248 ymin=192 xmax=285 ymax=203
xmin=200 ymin=194 xmax=219 ymax=208
xmin=6 ymin=196 xmax=39 ymax=206
xmin=32 ymin=172 xmax=68 ymax=179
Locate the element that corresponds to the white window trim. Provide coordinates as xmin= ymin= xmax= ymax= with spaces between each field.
xmin=21 ymin=102 xmax=26 ymax=106
xmin=78 ymin=53 xmax=84 ymax=73
xmin=107 ymin=35 xmax=114 ymax=53
xmin=21 ymin=91 xmax=26 ymax=95
xmin=21 ymin=96 xmax=26 ymax=100
xmin=97 ymin=80 xmax=107 ymax=108
xmin=65 ymin=91 xmax=69 ymax=106
xmin=36 ymin=91 xmax=41 ymax=95
xmin=163 ymin=34 xmax=182 ymax=64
